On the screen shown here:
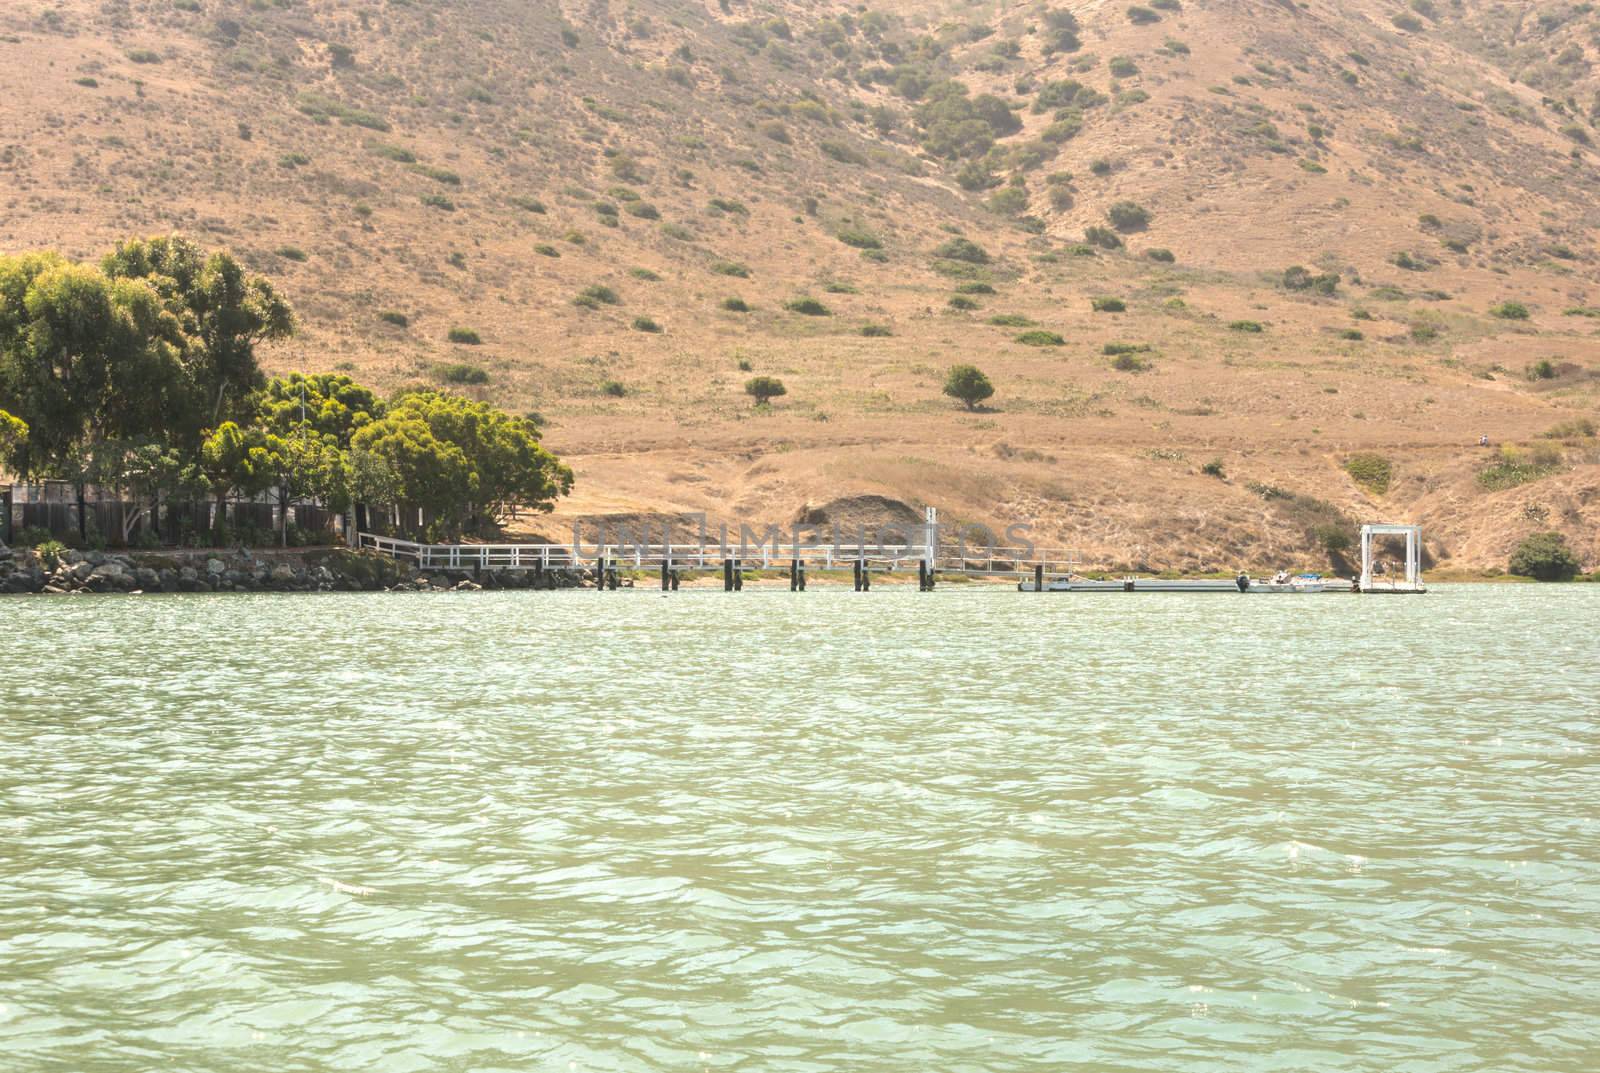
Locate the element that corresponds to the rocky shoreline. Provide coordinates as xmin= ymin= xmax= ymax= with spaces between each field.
xmin=0 ymin=545 xmax=586 ymax=595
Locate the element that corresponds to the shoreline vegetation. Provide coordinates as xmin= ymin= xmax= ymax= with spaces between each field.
xmin=2 ymin=539 xmax=1593 ymax=597
xmin=0 ymin=236 xmax=571 ymax=557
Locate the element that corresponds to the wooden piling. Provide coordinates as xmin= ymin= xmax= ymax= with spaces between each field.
xmin=733 ymin=559 xmax=743 ymax=591
xmin=723 ymin=559 xmax=733 ymax=591
xmin=1034 ymin=564 xmax=1043 ymax=592
xmin=789 ymin=559 xmax=798 ymax=592
xmin=660 ymin=561 xmax=670 ymax=591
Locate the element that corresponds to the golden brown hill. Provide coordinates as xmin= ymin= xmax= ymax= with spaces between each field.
xmin=1 ymin=0 xmax=1597 ymax=572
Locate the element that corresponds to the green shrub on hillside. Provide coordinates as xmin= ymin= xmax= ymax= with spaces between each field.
xmin=1084 ymin=226 xmax=1123 ymax=249
xmin=956 ymin=282 xmax=996 ymax=295
xmin=721 ymin=297 xmax=751 ymax=312
xmin=1490 ymin=301 xmax=1530 ymax=320
xmin=436 ymin=362 xmax=489 ymax=384
xmin=1127 ymin=6 xmax=1161 ymax=25
xmin=379 ymin=311 xmax=409 ymax=327
xmin=1229 ymin=319 xmax=1265 ymax=332
xmin=932 ymin=237 xmax=990 ymax=264
xmin=1145 ymin=248 xmax=1176 ymax=263
xmin=1509 ymin=532 xmax=1579 ymax=580
xmin=1107 ymin=200 xmax=1151 ymax=231
xmin=785 ymin=297 xmax=831 ymax=316
xmin=988 ymin=314 xmax=1035 ymax=327
xmin=860 ymin=324 xmax=893 ymax=337
xmin=421 ymin=194 xmax=455 ymax=211
xmin=1344 ymin=453 xmax=1393 ymax=494
xmin=632 ymin=315 xmax=662 ymax=333
xmin=630 ymin=267 xmax=661 ymax=281
xmin=1477 ymin=444 xmax=1563 ymax=490
xmin=1091 ymin=296 xmax=1127 ymax=312
xmin=1540 ymin=418 xmax=1597 ymax=440
xmin=415 ymin=164 xmax=461 ymax=185
xmin=369 ymin=142 xmax=417 ymax=163
xmin=948 ymin=295 xmax=980 ymax=311
xmin=711 ymin=260 xmax=750 ymax=277
xmin=447 ymin=327 xmax=482 ymax=345
xmin=836 ymin=227 xmax=882 ymax=249
xmin=579 ymin=285 xmax=621 ymax=305
xmin=1016 ymin=330 xmax=1064 ymax=345
xmin=127 ymin=49 xmax=162 ymax=64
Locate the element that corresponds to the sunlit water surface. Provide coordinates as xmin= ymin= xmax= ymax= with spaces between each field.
xmin=1 ymin=585 xmax=1597 ymax=1072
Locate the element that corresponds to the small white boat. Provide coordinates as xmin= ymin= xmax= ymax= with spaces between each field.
xmin=1249 ymin=572 xmax=1330 ymax=594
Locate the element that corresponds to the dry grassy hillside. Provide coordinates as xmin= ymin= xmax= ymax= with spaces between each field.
xmin=2 ymin=0 xmax=1597 ymax=572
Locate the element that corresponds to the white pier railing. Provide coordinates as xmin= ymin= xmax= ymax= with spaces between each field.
xmin=358 ymin=533 xmax=1080 ymax=578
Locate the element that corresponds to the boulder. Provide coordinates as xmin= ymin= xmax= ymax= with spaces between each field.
xmin=206 ymin=558 xmax=225 ymax=575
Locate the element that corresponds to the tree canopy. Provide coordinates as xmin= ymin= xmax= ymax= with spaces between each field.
xmin=943 ymin=364 xmax=995 ymax=410
xmin=1 ymin=238 xmax=572 ymax=544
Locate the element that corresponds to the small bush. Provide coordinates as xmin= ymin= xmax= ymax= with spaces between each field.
xmin=708 ymin=197 xmax=748 ymax=215
xmin=1490 ymin=301 xmax=1530 ymax=320
xmin=1392 ymin=13 xmax=1424 ymax=32
xmin=1340 ymin=328 xmax=1364 ymax=340
xmin=369 ymin=142 xmax=417 ymax=163
xmin=1103 ymin=342 xmax=1151 ymax=356
xmin=989 ymin=314 xmax=1035 ymax=327
xmin=1084 ymin=225 xmax=1123 ymax=249
xmin=447 ymin=327 xmax=483 ymax=345
xmin=421 ymin=194 xmax=456 ymax=211
xmin=579 ymin=285 xmax=621 ymax=305
xmin=1527 ymin=359 xmax=1559 ymax=381
xmin=1540 ymin=418 xmax=1596 ymax=440
xmin=1091 ymin=296 xmax=1127 ymax=313
xmin=415 ymin=164 xmax=461 ymax=185
xmin=836 ymin=228 xmax=882 ymax=250
xmin=275 ymin=246 xmax=308 ymax=262
xmin=1201 ymin=458 xmax=1226 ymax=478
xmin=1229 ymin=320 xmax=1265 ymax=332
xmin=511 ymin=196 xmax=547 ymax=213
xmin=943 ymin=364 xmax=996 ymax=410
xmin=1145 ymin=248 xmax=1175 ymax=263
xmin=35 ymin=540 xmax=68 ymax=569
xmin=1477 ymin=444 xmax=1563 ymax=490
xmin=1344 ymin=453 xmax=1393 ymax=494
xmin=1016 ymin=330 xmax=1065 ymax=346
xmin=379 ymin=310 xmax=409 ymax=327
xmin=630 ymin=267 xmax=661 ymax=281
xmin=785 ymin=297 xmax=831 ymax=316
xmin=956 ymin=282 xmax=996 ymax=295
xmin=1111 ymin=353 xmax=1150 ymax=372
xmin=632 ymin=315 xmax=662 ymax=332
xmin=745 ymin=376 xmax=787 ymax=405
xmin=860 ymin=324 xmax=893 ymax=337
xmin=1509 ymin=532 xmax=1579 ymax=581
xmin=436 ymin=362 xmax=489 ymax=384
xmin=127 ymin=49 xmax=162 ymax=64
xmin=948 ymin=295 xmax=980 ymax=311
xmin=933 ymin=237 xmax=990 ymax=264
xmin=535 ymin=244 xmax=560 ymax=257
xmin=625 ymin=201 xmax=660 ymax=219
xmin=601 ymin=379 xmax=627 ymax=397
xmin=721 ymin=297 xmax=751 ymax=312
xmin=1107 ymin=200 xmax=1151 ymax=232
xmin=711 ymin=261 xmax=750 ymax=277
xmin=1126 ymin=5 xmax=1161 ymax=24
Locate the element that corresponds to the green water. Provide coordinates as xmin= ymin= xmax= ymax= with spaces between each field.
xmin=1 ymin=586 xmax=1596 ymax=1072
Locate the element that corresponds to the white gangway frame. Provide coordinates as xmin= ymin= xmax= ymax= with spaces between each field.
xmin=1359 ymin=523 xmax=1424 ymax=592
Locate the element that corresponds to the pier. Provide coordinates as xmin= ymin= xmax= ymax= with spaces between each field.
xmin=355 ymin=510 xmax=1426 ymax=593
